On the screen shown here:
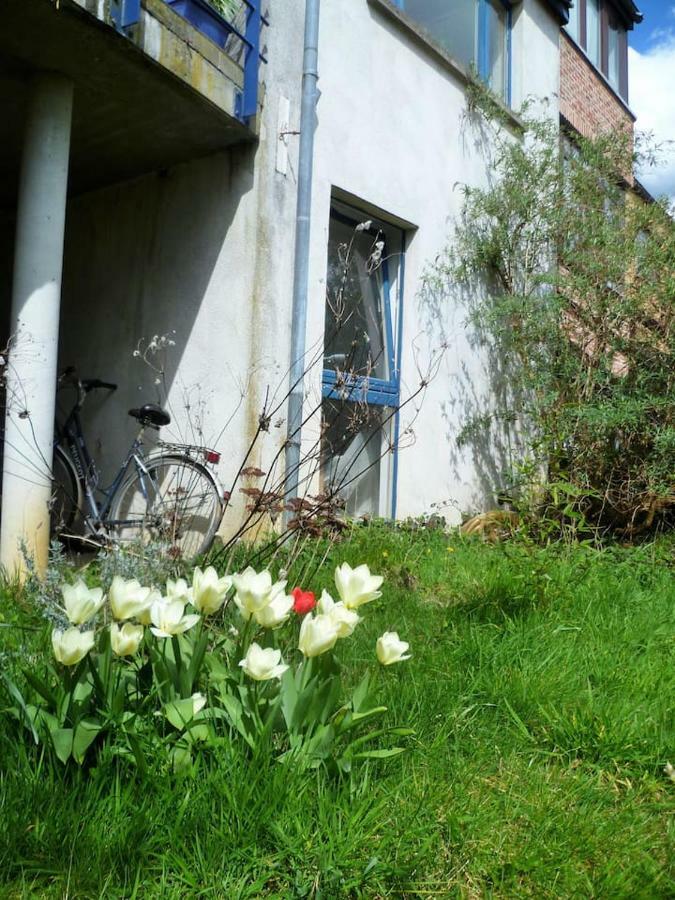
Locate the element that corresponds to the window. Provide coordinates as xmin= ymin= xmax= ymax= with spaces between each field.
xmin=607 ymin=14 xmax=621 ymax=90
xmin=563 ymin=1 xmax=630 ymax=101
xmin=586 ymin=0 xmax=600 ymax=67
xmin=565 ymin=0 xmax=579 ymax=42
xmin=321 ymin=200 xmax=405 ymax=516
xmin=393 ymin=0 xmax=511 ymax=103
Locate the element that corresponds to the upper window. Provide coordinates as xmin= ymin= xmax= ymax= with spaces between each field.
xmin=393 ymin=0 xmax=511 ymax=103
xmin=607 ymin=13 xmax=621 ymax=90
xmin=586 ymin=0 xmax=601 ymax=67
xmin=564 ymin=1 xmax=629 ymax=101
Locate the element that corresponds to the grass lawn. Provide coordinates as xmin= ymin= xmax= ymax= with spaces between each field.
xmin=1 ymin=526 xmax=673 ymax=897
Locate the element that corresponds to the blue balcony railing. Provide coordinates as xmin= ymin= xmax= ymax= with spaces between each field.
xmin=109 ymin=0 xmax=267 ymax=125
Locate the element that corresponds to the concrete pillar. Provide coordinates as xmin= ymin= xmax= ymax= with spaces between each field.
xmin=0 ymin=73 xmax=73 ymax=576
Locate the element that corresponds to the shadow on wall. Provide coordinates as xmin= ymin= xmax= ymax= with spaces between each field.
xmin=410 ymin=102 xmax=527 ymax=515
xmin=415 ymin=268 xmax=524 ymax=514
xmin=58 ymin=145 xmax=255 ymax=483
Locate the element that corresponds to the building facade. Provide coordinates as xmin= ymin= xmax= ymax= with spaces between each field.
xmin=3 ymin=0 xmax=642 ymax=572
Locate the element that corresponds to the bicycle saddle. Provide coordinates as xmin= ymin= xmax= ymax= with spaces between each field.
xmin=128 ymin=404 xmax=171 ymax=428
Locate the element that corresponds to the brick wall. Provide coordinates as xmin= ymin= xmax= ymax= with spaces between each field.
xmin=559 ymin=31 xmax=635 ymax=140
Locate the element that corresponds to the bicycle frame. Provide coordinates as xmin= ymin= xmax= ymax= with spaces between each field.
xmin=56 ymin=400 xmax=151 ymax=534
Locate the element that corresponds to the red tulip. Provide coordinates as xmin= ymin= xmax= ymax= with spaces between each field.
xmin=292 ymin=587 xmax=316 ymax=615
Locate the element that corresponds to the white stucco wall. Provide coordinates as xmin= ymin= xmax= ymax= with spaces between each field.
xmin=303 ymin=0 xmax=561 ymax=522
xmin=54 ymin=0 xmax=561 ymax=534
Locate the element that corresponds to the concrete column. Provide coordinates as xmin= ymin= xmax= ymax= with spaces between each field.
xmin=1 ymin=73 xmax=73 ymax=576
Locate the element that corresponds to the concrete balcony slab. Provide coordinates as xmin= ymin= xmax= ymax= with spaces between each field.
xmin=0 ymin=0 xmax=256 ymax=209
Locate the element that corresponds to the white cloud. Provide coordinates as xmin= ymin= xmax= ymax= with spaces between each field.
xmin=629 ymin=37 xmax=675 ymax=203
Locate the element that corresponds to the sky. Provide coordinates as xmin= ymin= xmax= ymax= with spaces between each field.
xmin=628 ymin=1 xmax=675 ymax=201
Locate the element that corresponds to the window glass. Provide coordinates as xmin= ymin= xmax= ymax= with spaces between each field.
xmin=402 ymin=0 xmax=476 ymax=69
xmin=586 ymin=0 xmax=600 ymax=66
xmin=485 ymin=0 xmax=507 ymax=101
xmin=607 ymin=17 xmax=621 ymax=89
xmin=321 ymin=400 xmax=385 ymax=517
xmin=565 ymin=1 xmax=579 ymax=43
xmin=323 ymin=207 xmax=390 ymax=381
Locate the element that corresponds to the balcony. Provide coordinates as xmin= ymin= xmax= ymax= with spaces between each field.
xmin=0 ymin=0 xmax=266 ymax=208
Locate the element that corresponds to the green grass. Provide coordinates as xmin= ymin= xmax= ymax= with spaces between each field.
xmin=1 ymin=527 xmax=673 ymax=897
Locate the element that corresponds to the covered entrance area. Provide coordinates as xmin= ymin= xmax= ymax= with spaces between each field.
xmin=0 ymin=0 xmax=262 ymax=573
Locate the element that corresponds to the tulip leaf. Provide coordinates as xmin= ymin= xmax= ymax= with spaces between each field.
xmin=352 ymin=673 xmax=371 ymax=711
xmin=73 ymin=718 xmax=102 ymax=764
xmin=163 ymin=697 xmax=198 ymax=731
xmin=124 ymin=729 xmax=148 ymax=777
xmin=50 ymin=727 xmax=73 ymax=764
xmin=353 ymin=747 xmax=406 ymax=759
xmin=171 ymin=741 xmax=193 ymax=775
xmin=72 ymin=677 xmax=94 ymax=708
xmin=184 ymin=722 xmax=210 ymax=744
xmin=22 ymin=668 xmax=57 ymax=707
xmin=279 ymin=668 xmax=299 ymax=729
xmin=1 ymin=673 xmax=39 ymax=743
xmin=219 ymin=693 xmax=255 ymax=748
xmin=188 ymin=632 xmax=209 ymax=691
xmin=337 ymin=707 xmax=387 ymax=734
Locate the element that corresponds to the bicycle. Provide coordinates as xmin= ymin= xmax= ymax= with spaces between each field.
xmin=51 ymin=368 xmax=225 ymax=559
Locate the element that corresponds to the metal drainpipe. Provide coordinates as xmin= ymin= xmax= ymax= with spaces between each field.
xmin=284 ymin=0 xmax=321 ymax=509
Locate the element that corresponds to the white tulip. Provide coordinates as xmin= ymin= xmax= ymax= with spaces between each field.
xmin=166 ymin=578 xmax=190 ymax=604
xmin=317 ymin=590 xmax=360 ymax=638
xmin=298 ymin=613 xmax=339 ymax=658
xmin=232 ymin=567 xmax=277 ymax=615
xmin=52 ymin=627 xmax=96 ymax=666
xmin=334 ymin=562 xmax=383 ymax=610
xmin=150 ymin=597 xmax=200 ymax=638
xmin=238 ymin=643 xmax=289 ymax=681
xmin=61 ymin=579 xmax=105 ymax=626
xmin=376 ymin=631 xmax=411 ymax=666
xmin=191 ymin=567 xmax=232 ymax=615
xmin=190 ymin=692 xmax=207 ymax=717
xmin=109 ymin=576 xmax=153 ymax=622
xmin=110 ymin=622 xmax=144 ymax=657
xmin=137 ymin=588 xmax=162 ymax=626
xmin=254 ymin=585 xmax=294 ymax=628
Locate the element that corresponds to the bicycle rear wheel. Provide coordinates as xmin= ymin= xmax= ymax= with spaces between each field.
xmin=108 ymin=455 xmax=223 ymax=559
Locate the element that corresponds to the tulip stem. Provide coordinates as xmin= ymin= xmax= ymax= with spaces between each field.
xmin=172 ymin=636 xmax=184 ymax=695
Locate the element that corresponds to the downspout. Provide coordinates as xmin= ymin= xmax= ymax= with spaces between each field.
xmin=284 ymin=0 xmax=321 ymax=508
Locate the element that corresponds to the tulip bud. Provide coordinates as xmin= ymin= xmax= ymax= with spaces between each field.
xmin=110 ymin=622 xmax=144 ymax=657
xmin=292 ymin=587 xmax=316 ymax=615
xmin=317 ymin=590 xmax=360 ymax=638
xmin=298 ymin=613 xmax=339 ymax=658
xmin=254 ymin=586 xmax=294 ymax=628
xmin=376 ymin=631 xmax=411 ymax=666
xmin=191 ymin=567 xmax=232 ymax=615
xmin=334 ymin=563 xmax=383 ymax=610
xmin=232 ymin=567 xmax=274 ymax=614
xmin=238 ymin=643 xmax=289 ymax=681
xmin=166 ymin=578 xmax=190 ymax=604
xmin=52 ymin=627 xmax=96 ymax=666
xmin=232 ymin=568 xmax=287 ymax=620
xmin=109 ymin=576 xmax=153 ymax=622
xmin=61 ymin=579 xmax=105 ymax=625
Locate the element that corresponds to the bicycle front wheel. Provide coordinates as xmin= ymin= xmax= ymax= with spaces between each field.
xmin=108 ymin=455 xmax=223 ymax=559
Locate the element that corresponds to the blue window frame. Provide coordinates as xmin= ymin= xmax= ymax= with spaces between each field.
xmin=392 ymin=0 xmax=512 ymax=104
